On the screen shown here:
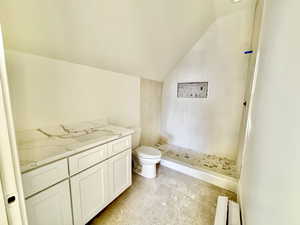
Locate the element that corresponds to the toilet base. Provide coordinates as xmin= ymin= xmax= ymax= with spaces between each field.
xmin=133 ymin=161 xmax=157 ymax=179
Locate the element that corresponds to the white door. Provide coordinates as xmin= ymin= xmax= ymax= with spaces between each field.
xmin=26 ymin=180 xmax=72 ymax=225
xmin=71 ymin=161 xmax=108 ymax=225
xmin=0 ymin=25 xmax=28 ymax=225
xmin=108 ymin=150 xmax=132 ymax=200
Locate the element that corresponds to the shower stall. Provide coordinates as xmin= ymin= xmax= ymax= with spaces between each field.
xmin=158 ymin=0 xmax=264 ymax=192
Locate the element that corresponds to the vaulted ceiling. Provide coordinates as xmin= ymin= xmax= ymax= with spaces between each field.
xmin=0 ymin=0 xmax=254 ymax=81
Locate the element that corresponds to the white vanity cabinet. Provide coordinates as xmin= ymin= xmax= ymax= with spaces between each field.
xmin=22 ymin=134 xmax=132 ymax=225
xmin=70 ymin=141 xmax=132 ymax=225
xmin=108 ymin=150 xmax=132 ymax=200
xmin=71 ymin=149 xmax=132 ymax=225
xmin=71 ymin=161 xmax=108 ymax=225
xmin=25 ymin=180 xmax=73 ymax=225
xmin=23 ymin=159 xmax=72 ymax=225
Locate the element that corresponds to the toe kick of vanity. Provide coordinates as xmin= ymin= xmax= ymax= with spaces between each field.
xmin=22 ymin=135 xmax=132 ymax=225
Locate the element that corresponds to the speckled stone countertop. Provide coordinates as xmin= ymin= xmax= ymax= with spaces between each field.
xmin=17 ymin=119 xmax=134 ymax=173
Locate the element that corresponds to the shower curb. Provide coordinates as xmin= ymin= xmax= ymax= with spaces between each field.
xmin=160 ymin=157 xmax=238 ymax=193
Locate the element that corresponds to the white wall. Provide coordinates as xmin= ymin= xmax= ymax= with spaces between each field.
xmin=239 ymin=0 xmax=300 ymax=225
xmin=140 ymin=79 xmax=163 ymax=146
xmin=0 ymin=0 xmax=228 ymax=81
xmin=161 ymin=1 xmax=255 ymax=160
xmin=6 ymin=50 xmax=140 ymax=135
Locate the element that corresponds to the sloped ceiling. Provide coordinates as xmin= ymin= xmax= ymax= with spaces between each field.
xmin=0 ymin=0 xmax=254 ymax=81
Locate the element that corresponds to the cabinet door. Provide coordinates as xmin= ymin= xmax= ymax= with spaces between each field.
xmin=108 ymin=149 xmax=132 ymax=200
xmin=71 ymin=161 xmax=108 ymax=225
xmin=26 ymin=180 xmax=72 ymax=225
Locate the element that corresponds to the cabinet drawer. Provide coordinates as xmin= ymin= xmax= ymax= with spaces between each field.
xmin=22 ymin=159 xmax=68 ymax=198
xmin=69 ymin=144 xmax=107 ymax=176
xmin=108 ymin=136 xmax=131 ymax=157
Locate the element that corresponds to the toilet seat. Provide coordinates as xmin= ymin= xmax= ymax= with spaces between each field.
xmin=134 ymin=146 xmax=161 ymax=159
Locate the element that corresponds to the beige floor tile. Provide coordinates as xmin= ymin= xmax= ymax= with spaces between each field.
xmin=88 ymin=166 xmax=236 ymax=225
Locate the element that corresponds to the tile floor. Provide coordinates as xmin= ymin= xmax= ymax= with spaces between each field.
xmin=88 ymin=166 xmax=236 ymax=225
xmin=157 ymin=144 xmax=238 ymax=178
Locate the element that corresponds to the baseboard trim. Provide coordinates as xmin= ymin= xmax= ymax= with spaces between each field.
xmin=160 ymin=157 xmax=238 ymax=193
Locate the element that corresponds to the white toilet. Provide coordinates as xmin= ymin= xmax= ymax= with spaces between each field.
xmin=133 ymin=146 xmax=162 ymax=178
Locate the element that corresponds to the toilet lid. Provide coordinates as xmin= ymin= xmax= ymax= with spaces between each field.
xmin=135 ymin=146 xmax=161 ymax=159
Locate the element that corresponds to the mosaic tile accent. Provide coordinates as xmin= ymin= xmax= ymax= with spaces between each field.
xmin=156 ymin=144 xmax=239 ymax=179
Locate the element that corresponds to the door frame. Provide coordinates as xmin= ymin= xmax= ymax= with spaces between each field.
xmin=237 ymin=0 xmax=266 ymax=221
xmin=0 ymin=25 xmax=28 ymax=225
xmin=0 ymin=178 xmax=9 ymax=225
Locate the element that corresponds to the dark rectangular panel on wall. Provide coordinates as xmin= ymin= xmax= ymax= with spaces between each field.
xmin=177 ymin=82 xmax=208 ymax=98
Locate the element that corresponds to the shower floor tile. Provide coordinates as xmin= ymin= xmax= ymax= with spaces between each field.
xmin=156 ymin=144 xmax=238 ymax=179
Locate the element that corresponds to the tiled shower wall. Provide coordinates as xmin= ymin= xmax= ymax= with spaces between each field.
xmin=140 ymin=79 xmax=163 ymax=146
xmin=161 ymin=1 xmax=255 ymax=160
